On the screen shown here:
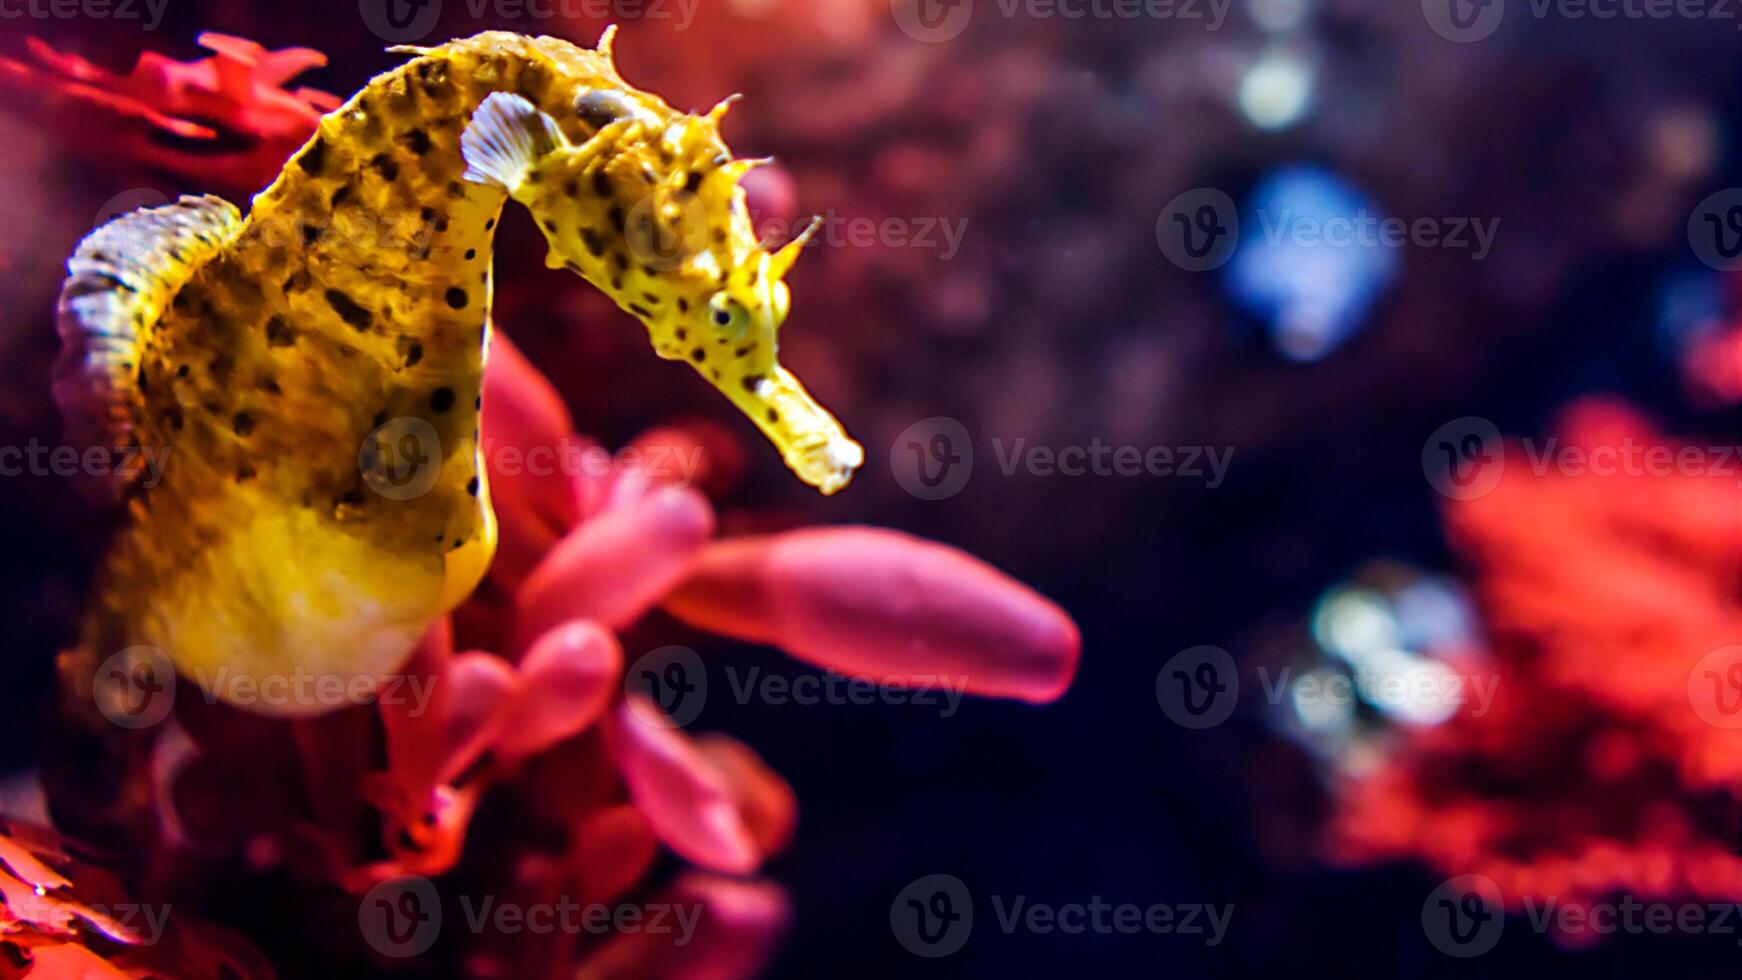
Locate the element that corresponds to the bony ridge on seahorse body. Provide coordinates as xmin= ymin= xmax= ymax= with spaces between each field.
xmin=53 ymin=29 xmax=863 ymax=717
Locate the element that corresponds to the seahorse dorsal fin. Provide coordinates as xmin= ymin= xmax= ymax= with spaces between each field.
xmin=461 ymin=92 xmax=567 ymax=192
xmin=54 ymin=194 xmax=241 ymax=502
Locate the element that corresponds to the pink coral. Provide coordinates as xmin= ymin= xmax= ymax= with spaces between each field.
xmin=84 ymin=332 xmax=1078 ymax=976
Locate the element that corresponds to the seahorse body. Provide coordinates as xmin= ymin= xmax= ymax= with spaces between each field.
xmin=54 ymin=30 xmax=862 ymax=715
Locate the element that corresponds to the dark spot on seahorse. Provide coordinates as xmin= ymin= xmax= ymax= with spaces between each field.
xmin=629 ymin=304 xmax=651 ymax=318
xmin=485 ymin=218 xmax=496 ymax=231
xmin=446 ymin=287 xmax=469 ymax=309
xmin=261 ymin=376 xmax=282 ymax=396
xmin=735 ymin=343 xmax=757 ymax=358
xmin=236 ymin=464 xmax=256 ymax=483
xmin=465 ymin=248 xmax=477 ymax=260
xmin=209 ymin=353 xmax=234 ymax=384
xmin=677 ymin=298 xmax=689 ymax=313
xmin=137 ymin=369 xmax=149 ymax=397
xmin=282 ymin=270 xmax=311 ymax=294
xmin=164 ymin=405 xmax=183 ymax=431
xmin=581 ymin=229 xmax=605 ymax=257
xmin=450 ymin=537 xmax=466 ymax=550
xmin=446 ymin=181 xmax=466 ymax=200
xmin=325 ymin=289 xmax=373 ymax=330
xmin=643 ymin=292 xmax=661 ymax=305
xmin=564 ymin=179 xmax=579 ymax=197
xmin=176 ymin=364 xmax=189 ymax=378
xmin=474 ymin=394 xmax=481 ymax=409
xmin=430 ymin=387 xmax=455 ymax=413
xmin=330 ymin=184 xmax=353 ymax=208
xmin=613 ymin=252 xmax=629 ymax=271
xmin=403 ymin=128 xmax=433 ymax=155
xmin=675 ymin=328 xmax=688 ymax=340
xmin=767 ymin=408 xmax=779 ymax=423
xmin=264 ymin=316 xmax=294 ymax=348
xmin=404 ymin=340 xmax=424 ymax=367
xmin=713 ymin=229 xmax=727 ymax=246
xmin=608 ymin=205 xmax=625 ymax=233
xmin=232 ymin=412 xmax=255 ymax=437
xmin=371 ymin=153 xmax=399 ymax=182
xmin=526 ymin=169 xmax=542 ymax=185
xmin=742 ymin=374 xmax=765 ymax=393
xmin=611 ymin=278 xmax=623 ymax=290
xmin=372 ymin=411 xmax=388 ymax=428
xmin=298 ymin=138 xmax=327 ymax=175
xmin=300 ymin=223 xmax=323 ymax=247
xmin=466 ymin=476 xmax=479 ymax=496
xmin=543 ymin=220 xmax=558 ymax=234
xmin=691 ymin=348 xmax=706 ymax=363
xmin=685 ymin=171 xmax=703 ymax=194
xmin=592 ymin=169 xmax=612 ymax=198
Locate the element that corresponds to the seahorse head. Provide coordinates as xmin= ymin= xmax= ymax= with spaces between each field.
xmin=458 ymin=31 xmax=860 ymax=493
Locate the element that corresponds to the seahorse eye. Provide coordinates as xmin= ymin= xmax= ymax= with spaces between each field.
xmin=708 ymin=293 xmax=749 ymax=333
xmin=575 ymin=89 xmax=639 ymax=130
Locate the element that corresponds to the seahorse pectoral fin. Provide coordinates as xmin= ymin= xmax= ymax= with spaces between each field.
xmin=730 ymin=367 xmax=863 ymax=495
xmin=460 ymin=93 xmax=567 ymax=192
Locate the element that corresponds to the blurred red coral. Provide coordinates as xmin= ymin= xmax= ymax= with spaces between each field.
xmin=0 ymin=818 xmax=270 ymax=978
xmin=1318 ymin=398 xmax=1742 ymax=929
xmin=0 ymin=33 xmax=335 ymax=193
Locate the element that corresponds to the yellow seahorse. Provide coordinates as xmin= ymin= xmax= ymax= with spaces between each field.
xmin=53 ymin=30 xmax=863 ymax=716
